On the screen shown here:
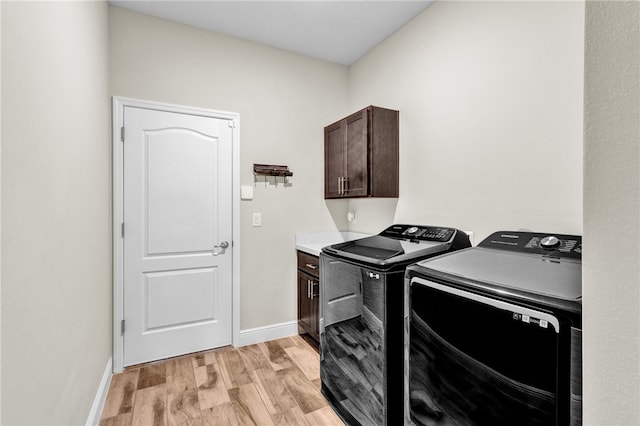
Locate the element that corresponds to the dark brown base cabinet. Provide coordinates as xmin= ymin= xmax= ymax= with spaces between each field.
xmin=324 ymin=105 xmax=399 ymax=199
xmin=297 ymin=251 xmax=320 ymax=342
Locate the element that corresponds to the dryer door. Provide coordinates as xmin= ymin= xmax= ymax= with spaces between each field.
xmin=408 ymin=277 xmax=560 ymax=426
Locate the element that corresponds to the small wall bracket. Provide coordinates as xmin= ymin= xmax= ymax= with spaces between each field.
xmin=253 ymin=164 xmax=293 ymax=186
xmin=253 ymin=164 xmax=293 ymax=177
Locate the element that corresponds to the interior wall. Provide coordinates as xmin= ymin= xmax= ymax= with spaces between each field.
xmin=0 ymin=1 xmax=3 ymax=421
xmin=108 ymin=6 xmax=350 ymax=330
xmin=347 ymin=1 xmax=584 ymax=242
xmin=583 ymin=1 xmax=640 ymax=424
xmin=1 ymin=1 xmax=111 ymax=424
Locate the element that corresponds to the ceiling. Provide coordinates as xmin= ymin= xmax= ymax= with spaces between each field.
xmin=108 ymin=1 xmax=434 ymax=65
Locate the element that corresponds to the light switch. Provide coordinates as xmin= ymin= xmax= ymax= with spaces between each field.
xmin=241 ymin=185 xmax=254 ymax=200
xmin=252 ymin=212 xmax=261 ymax=227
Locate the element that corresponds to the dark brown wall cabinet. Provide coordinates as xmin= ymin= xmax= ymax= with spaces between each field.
xmin=324 ymin=106 xmax=399 ymax=199
xmin=297 ymin=251 xmax=320 ymax=342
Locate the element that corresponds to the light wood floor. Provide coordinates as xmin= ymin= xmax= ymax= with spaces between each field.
xmin=100 ymin=335 xmax=345 ymax=426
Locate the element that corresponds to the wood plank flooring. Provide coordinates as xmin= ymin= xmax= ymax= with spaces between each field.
xmin=100 ymin=335 xmax=344 ymax=426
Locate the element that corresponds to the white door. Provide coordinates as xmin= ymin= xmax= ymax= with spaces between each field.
xmin=122 ymin=106 xmax=233 ymax=367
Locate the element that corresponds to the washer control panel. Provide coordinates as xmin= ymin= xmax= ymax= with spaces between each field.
xmin=381 ymin=224 xmax=455 ymax=242
xmin=479 ymin=231 xmax=582 ymax=259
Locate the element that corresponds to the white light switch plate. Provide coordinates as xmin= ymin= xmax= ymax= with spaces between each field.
xmin=252 ymin=212 xmax=261 ymax=227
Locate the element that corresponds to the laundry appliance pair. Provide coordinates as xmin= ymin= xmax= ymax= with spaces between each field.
xmin=320 ymin=226 xmax=582 ymax=426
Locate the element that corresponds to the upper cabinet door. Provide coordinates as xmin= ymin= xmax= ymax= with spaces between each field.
xmin=325 ymin=121 xmax=346 ymax=198
xmin=344 ymin=110 xmax=369 ymax=197
xmin=324 ymin=106 xmax=399 ymax=199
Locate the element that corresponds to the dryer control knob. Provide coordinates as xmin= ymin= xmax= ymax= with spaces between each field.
xmin=540 ymin=235 xmax=561 ymax=249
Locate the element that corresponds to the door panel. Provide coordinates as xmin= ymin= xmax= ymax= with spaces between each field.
xmin=146 ymin=129 xmax=217 ymax=255
xmin=123 ymin=106 xmax=233 ymax=366
xmin=145 ymin=267 xmax=218 ymax=330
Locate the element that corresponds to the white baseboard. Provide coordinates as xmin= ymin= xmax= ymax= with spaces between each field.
xmin=86 ymin=357 xmax=113 ymax=426
xmin=237 ymin=320 xmax=299 ymax=347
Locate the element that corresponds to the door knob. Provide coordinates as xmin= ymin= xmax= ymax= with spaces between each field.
xmin=213 ymin=241 xmax=229 ymax=255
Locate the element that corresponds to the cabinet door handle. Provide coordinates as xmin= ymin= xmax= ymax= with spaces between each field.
xmin=343 ymin=177 xmax=349 ymax=194
xmin=305 ymin=263 xmax=318 ymax=269
xmin=307 ymin=280 xmax=310 ymax=298
xmin=337 ymin=177 xmax=342 ymax=195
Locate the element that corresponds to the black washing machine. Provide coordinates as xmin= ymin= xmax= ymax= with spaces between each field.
xmin=406 ymin=231 xmax=582 ymax=426
xmin=320 ymin=224 xmax=471 ymax=426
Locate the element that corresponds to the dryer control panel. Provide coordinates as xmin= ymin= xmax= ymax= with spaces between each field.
xmin=478 ymin=231 xmax=582 ymax=259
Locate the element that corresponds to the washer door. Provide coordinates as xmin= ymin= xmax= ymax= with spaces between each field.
xmin=320 ymin=256 xmax=387 ymax=425
xmin=408 ymin=277 xmax=560 ymax=426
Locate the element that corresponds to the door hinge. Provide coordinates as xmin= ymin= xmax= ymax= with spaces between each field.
xmin=121 ymin=319 xmax=125 ymax=335
xmin=121 ymin=223 xmax=125 ymax=238
xmin=120 ymin=126 xmax=125 ymax=142
xmin=228 ymin=120 xmax=236 ymax=128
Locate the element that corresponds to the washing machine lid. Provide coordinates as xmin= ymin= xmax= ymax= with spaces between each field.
xmin=322 ymin=224 xmax=470 ymax=270
xmin=411 ymin=231 xmax=582 ymax=301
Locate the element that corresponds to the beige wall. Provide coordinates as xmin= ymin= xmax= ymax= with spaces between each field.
xmin=1 ymin=1 xmax=637 ymax=423
xmin=583 ymin=1 xmax=640 ymax=424
xmin=0 ymin=0 xmax=3 ymax=420
xmin=347 ymin=1 xmax=584 ymax=242
xmin=347 ymin=1 xmax=640 ymax=423
xmin=108 ymin=6 xmax=350 ymax=330
xmin=1 ymin=1 xmax=111 ymax=424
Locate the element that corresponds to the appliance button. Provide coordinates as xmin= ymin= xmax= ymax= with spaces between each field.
xmin=540 ymin=235 xmax=561 ymax=249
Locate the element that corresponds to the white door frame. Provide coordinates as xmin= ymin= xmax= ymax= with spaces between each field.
xmin=112 ymin=96 xmax=241 ymax=373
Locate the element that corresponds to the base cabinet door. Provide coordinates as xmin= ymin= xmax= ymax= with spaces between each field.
xmin=298 ymin=271 xmax=319 ymax=340
xmin=297 ymin=251 xmax=320 ymax=341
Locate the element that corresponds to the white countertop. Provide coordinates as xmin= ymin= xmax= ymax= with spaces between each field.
xmin=295 ymin=231 xmax=370 ymax=256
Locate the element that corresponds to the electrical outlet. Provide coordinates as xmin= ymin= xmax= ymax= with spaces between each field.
xmin=252 ymin=212 xmax=262 ymax=227
xmin=465 ymin=231 xmax=474 ymax=245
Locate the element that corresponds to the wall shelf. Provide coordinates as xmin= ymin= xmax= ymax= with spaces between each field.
xmin=253 ymin=164 xmax=293 ymax=177
xmin=253 ymin=163 xmax=293 ymax=187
